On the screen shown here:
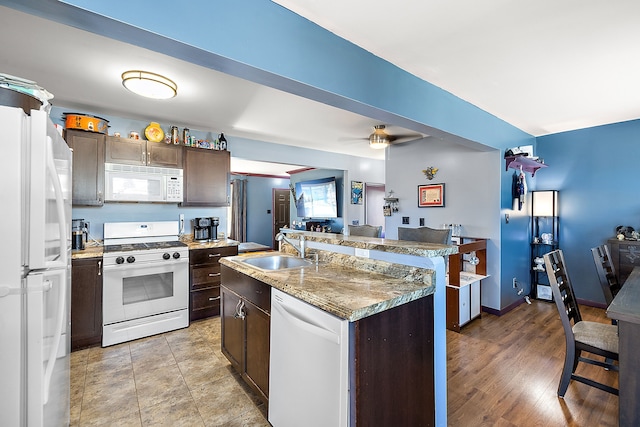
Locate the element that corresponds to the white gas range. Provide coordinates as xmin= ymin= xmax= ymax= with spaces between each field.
xmin=102 ymin=221 xmax=189 ymax=346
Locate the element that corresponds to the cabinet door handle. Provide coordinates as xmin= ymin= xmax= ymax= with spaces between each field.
xmin=209 ymin=296 xmax=221 ymax=302
xmin=97 ymin=260 xmax=102 ymax=276
xmin=234 ymin=299 xmax=242 ymax=319
xmin=208 ymin=272 xmax=221 ymax=277
xmin=208 ymin=253 xmax=221 ymax=258
xmin=142 ymin=151 xmax=146 ymax=164
xmin=234 ymin=300 xmax=246 ymax=320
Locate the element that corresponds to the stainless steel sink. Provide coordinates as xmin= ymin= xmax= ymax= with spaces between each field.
xmin=241 ymin=255 xmax=312 ymax=271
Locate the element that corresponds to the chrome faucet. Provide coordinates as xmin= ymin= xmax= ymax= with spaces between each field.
xmin=275 ymin=232 xmax=305 ymax=258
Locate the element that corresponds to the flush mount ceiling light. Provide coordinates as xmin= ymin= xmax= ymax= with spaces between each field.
xmin=369 ymin=125 xmax=390 ymax=149
xmin=121 ymin=70 xmax=177 ymax=99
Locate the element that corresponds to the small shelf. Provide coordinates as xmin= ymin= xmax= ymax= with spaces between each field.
xmin=505 ymin=155 xmax=548 ymax=177
xmin=447 ymin=272 xmax=489 ymax=287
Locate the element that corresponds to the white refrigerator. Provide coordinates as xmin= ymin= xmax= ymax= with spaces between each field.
xmin=0 ymin=105 xmax=72 ymax=426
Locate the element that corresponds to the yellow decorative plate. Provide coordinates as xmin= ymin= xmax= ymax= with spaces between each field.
xmin=145 ymin=122 xmax=164 ymax=142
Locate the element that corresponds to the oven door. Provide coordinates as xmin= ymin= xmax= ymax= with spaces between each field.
xmin=103 ymin=258 xmax=188 ymax=325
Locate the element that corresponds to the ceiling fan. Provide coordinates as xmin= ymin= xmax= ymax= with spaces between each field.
xmin=367 ymin=125 xmax=423 ymax=149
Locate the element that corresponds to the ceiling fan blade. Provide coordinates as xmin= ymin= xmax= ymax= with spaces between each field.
xmin=388 ymin=133 xmax=426 ymax=144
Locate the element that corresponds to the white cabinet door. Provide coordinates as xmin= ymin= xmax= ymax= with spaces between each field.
xmin=458 ymin=285 xmax=470 ymax=326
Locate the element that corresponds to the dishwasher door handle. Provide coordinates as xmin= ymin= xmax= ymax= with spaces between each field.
xmin=273 ymin=301 xmax=341 ymax=345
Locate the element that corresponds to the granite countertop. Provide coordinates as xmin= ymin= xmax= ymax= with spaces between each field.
xmin=279 ymin=229 xmax=459 ymax=258
xmin=180 ymin=235 xmax=240 ymax=250
xmin=71 ymin=245 xmax=104 ymax=260
xmin=71 ymin=236 xmax=239 ymax=260
xmin=220 ymin=251 xmax=436 ymax=322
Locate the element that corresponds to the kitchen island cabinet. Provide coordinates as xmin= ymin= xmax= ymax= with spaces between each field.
xmin=105 ymin=135 xmax=183 ymax=167
xmin=220 ymin=239 xmax=447 ymax=425
xmin=71 ymin=256 xmax=103 ymax=350
xmin=182 ymin=147 xmax=230 ymax=207
xmin=65 ymin=129 xmax=105 ymax=206
xmin=189 ymin=245 xmax=238 ymax=321
xmin=220 ymin=265 xmax=271 ymax=402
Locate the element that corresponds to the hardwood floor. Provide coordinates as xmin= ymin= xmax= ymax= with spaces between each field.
xmin=70 ymin=300 xmax=618 ymax=426
xmin=447 ymin=300 xmax=619 ymax=427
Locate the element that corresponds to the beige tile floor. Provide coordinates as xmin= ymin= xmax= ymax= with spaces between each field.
xmin=70 ymin=317 xmax=270 ymax=426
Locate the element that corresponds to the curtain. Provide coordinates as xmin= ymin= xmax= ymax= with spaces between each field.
xmin=230 ymin=178 xmax=247 ymax=242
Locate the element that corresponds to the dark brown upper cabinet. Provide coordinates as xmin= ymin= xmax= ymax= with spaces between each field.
xmin=182 ymin=147 xmax=230 ymax=207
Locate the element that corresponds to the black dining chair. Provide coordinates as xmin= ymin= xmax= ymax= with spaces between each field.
xmin=591 ymin=244 xmax=622 ymax=306
xmin=543 ymin=249 xmax=619 ymax=397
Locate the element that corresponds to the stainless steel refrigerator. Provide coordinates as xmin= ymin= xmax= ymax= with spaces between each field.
xmin=0 ymin=105 xmax=72 ymax=426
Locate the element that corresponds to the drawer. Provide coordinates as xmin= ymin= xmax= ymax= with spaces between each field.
xmin=191 ymin=264 xmax=221 ymax=289
xmin=221 ymin=265 xmax=271 ymax=312
xmin=190 ymin=286 xmax=220 ymax=321
xmin=190 ymin=246 xmax=238 ymax=265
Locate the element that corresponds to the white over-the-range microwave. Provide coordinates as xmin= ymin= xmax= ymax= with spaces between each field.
xmin=104 ymin=163 xmax=183 ymax=203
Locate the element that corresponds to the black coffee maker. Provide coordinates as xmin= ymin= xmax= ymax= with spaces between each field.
xmin=193 ymin=217 xmax=219 ymax=241
xmin=72 ymin=218 xmax=89 ymax=250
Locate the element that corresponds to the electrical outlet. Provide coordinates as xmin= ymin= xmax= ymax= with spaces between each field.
xmin=179 ymin=214 xmax=184 ymax=234
xmin=419 ymin=218 xmax=425 ymax=226
xmin=402 ymin=216 xmax=410 ymax=224
xmin=512 ymin=277 xmax=517 ymax=288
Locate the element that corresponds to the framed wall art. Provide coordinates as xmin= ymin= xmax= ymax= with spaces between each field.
xmin=418 ymin=183 xmax=445 ymax=207
xmin=351 ymin=180 xmax=363 ymax=204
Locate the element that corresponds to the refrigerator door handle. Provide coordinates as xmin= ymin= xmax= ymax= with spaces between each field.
xmin=45 ymin=135 xmax=68 ymax=269
xmin=0 ymin=281 xmax=52 ymax=298
xmin=41 ymin=276 xmax=64 ymax=406
xmin=27 ymin=272 xmax=66 ymax=417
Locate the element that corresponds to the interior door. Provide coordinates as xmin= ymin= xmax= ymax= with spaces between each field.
xmin=272 ymin=188 xmax=290 ymax=248
xmin=365 ymin=183 xmax=385 ymax=235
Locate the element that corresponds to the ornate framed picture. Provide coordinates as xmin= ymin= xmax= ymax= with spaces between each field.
xmin=351 ymin=181 xmax=363 ymax=204
xmin=418 ymin=183 xmax=445 ymax=207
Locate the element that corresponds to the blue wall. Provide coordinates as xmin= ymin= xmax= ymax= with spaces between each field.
xmin=536 ymin=119 xmax=640 ymax=304
xmin=243 ymin=175 xmax=290 ymax=247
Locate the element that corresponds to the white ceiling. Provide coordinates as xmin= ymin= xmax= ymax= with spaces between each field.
xmin=2 ymin=2 xmax=640 ymax=175
xmin=274 ymin=0 xmax=640 ymax=136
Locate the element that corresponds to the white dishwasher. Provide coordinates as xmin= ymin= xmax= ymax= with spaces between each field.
xmin=269 ymin=288 xmax=350 ymax=427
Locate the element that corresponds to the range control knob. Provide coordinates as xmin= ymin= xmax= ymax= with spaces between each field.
xmin=163 ymin=253 xmax=171 ymax=260
xmin=172 ymin=252 xmax=181 ymax=259
xmin=126 ymin=256 xmax=135 ymax=264
xmin=116 ymin=256 xmax=125 ymax=265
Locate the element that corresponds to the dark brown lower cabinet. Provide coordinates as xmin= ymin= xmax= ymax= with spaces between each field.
xmin=221 ymin=264 xmax=435 ymax=424
xmin=220 ymin=265 xmax=271 ymax=403
xmin=71 ymin=257 xmax=103 ymax=351
xmin=189 ymin=246 xmax=238 ymax=321
xmin=353 ymin=294 xmax=435 ymax=426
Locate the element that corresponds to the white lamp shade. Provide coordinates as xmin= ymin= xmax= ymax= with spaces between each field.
xmin=122 ymin=70 xmax=177 ymax=99
xmin=532 ymin=190 xmax=558 ymax=217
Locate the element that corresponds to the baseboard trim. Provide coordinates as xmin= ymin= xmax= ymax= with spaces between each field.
xmin=481 ymin=297 xmax=607 ymax=317
xmin=482 ymin=298 xmax=526 ymax=316
xmin=576 ymin=298 xmax=607 ymax=309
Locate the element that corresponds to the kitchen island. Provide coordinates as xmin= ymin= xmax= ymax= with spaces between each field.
xmin=220 ymin=230 xmax=455 ymax=426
